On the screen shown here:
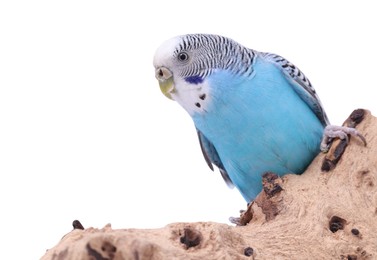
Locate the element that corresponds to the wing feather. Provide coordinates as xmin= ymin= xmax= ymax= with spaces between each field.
xmin=261 ymin=52 xmax=330 ymax=126
xmin=197 ymin=129 xmax=234 ymax=188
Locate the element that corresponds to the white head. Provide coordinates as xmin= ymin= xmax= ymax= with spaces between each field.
xmin=153 ymin=34 xmax=254 ymax=115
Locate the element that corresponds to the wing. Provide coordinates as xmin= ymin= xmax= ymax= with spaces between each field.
xmin=197 ymin=129 xmax=234 ymax=188
xmin=260 ymin=52 xmax=330 ymax=126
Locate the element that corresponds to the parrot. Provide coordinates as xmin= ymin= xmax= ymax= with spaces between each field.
xmin=153 ymin=34 xmax=363 ymax=202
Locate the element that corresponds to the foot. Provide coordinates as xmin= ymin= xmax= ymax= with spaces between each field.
xmin=321 ymin=125 xmax=366 ymax=152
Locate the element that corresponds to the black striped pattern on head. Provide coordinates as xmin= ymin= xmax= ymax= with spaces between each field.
xmin=174 ymin=34 xmax=256 ymax=79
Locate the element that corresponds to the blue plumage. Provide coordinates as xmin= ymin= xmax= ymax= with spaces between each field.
xmin=193 ymin=58 xmax=324 ymax=201
xmin=154 ymin=34 xmax=329 ymax=202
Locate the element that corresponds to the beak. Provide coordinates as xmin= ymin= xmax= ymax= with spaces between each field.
xmin=155 ymin=67 xmax=175 ymax=100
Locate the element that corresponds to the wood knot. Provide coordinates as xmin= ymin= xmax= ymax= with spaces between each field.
xmin=329 ymin=216 xmax=346 ymax=233
xmin=180 ymin=227 xmax=202 ymax=249
xmin=86 ymin=240 xmax=117 ymax=260
xmin=262 ymin=172 xmax=283 ymax=197
xmin=72 ymin=219 xmax=84 ymax=230
xmin=244 ymin=246 xmax=254 ymax=257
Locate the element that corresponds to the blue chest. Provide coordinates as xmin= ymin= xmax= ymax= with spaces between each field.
xmin=192 ymin=58 xmax=324 ymax=201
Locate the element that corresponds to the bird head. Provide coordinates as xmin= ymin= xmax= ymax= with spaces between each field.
xmin=153 ymin=34 xmax=254 ymax=114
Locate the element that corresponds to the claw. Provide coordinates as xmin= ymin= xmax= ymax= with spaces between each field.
xmin=321 ymin=125 xmax=366 ymax=152
xmin=356 ymin=132 xmax=367 ymax=146
xmin=321 ymin=109 xmax=367 ymax=171
xmin=229 ymin=217 xmax=241 ymax=225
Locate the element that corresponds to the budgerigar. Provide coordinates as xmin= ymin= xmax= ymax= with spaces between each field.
xmin=153 ymin=34 xmax=361 ymax=202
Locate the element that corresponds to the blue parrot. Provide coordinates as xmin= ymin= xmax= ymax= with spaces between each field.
xmin=153 ymin=34 xmax=361 ymax=202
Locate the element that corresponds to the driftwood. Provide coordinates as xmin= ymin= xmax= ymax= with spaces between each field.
xmin=41 ymin=110 xmax=377 ymax=260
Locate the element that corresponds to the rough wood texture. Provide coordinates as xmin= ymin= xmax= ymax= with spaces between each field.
xmin=41 ymin=110 xmax=377 ymax=260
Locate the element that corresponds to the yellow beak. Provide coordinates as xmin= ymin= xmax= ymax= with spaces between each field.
xmin=155 ymin=67 xmax=175 ymax=100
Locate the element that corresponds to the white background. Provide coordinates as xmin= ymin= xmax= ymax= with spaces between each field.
xmin=0 ymin=1 xmax=376 ymax=259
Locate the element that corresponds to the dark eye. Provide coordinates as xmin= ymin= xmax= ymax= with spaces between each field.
xmin=177 ymin=52 xmax=189 ymax=62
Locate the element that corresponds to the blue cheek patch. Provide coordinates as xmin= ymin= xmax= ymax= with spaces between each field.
xmin=185 ymin=75 xmax=204 ymax=84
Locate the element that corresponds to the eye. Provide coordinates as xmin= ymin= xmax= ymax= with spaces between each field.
xmin=177 ymin=52 xmax=189 ymax=62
